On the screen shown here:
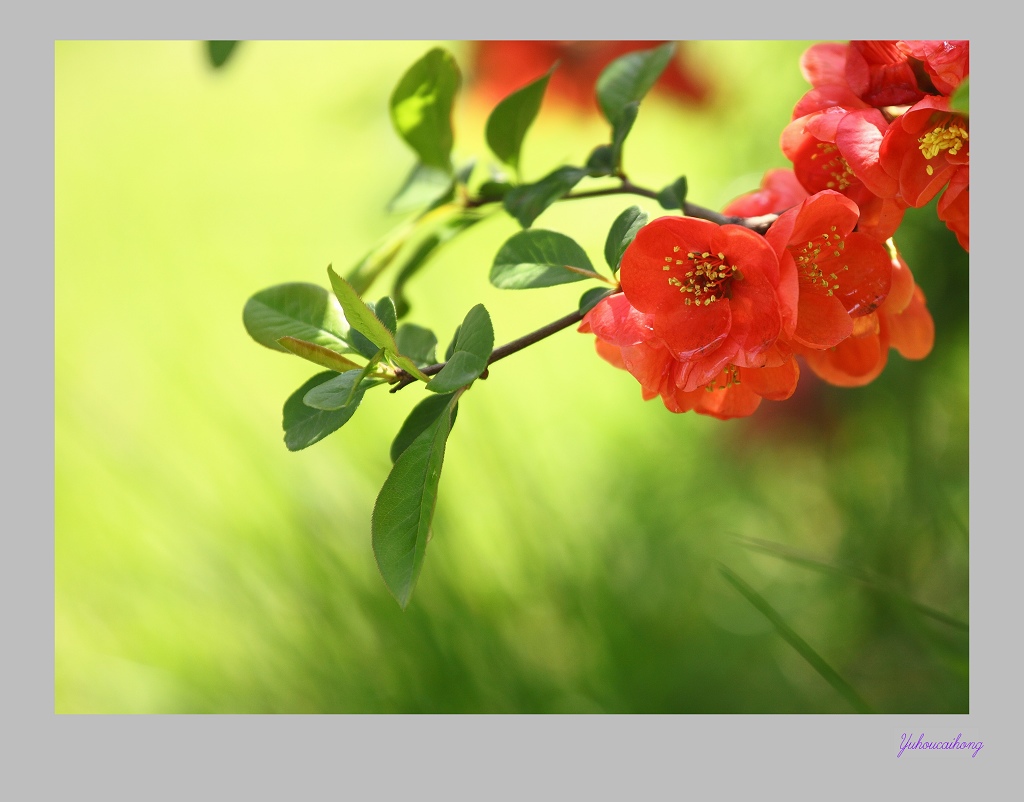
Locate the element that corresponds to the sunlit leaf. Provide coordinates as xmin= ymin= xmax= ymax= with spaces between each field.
xmin=485 ymin=67 xmax=553 ymax=174
xmin=503 ymin=166 xmax=589 ymax=228
xmin=243 ymin=283 xmax=351 ymax=354
xmin=277 ymin=336 xmax=365 ymax=374
xmin=389 ymin=47 xmax=461 ymax=172
xmin=327 ymin=267 xmax=429 ymax=381
xmin=426 ymin=304 xmax=493 ymax=393
xmin=372 ymin=391 xmax=461 ymax=608
xmin=605 ymin=205 xmax=649 ymax=273
xmin=596 ymin=42 xmax=675 ymax=126
xmin=282 ymin=371 xmax=367 ymax=451
xmin=491 ymin=229 xmax=595 ymax=289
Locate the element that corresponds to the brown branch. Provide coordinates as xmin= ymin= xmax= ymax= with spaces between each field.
xmin=389 ymin=306 xmax=591 ymax=392
xmin=466 ymin=177 xmax=779 ymax=233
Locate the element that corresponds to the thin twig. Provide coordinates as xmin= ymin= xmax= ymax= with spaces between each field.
xmin=389 ymin=305 xmax=592 ymax=392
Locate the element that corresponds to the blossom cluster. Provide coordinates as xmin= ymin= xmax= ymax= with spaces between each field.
xmin=580 ymin=40 xmax=965 ymax=419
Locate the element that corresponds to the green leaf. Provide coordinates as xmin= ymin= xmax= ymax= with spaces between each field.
xmin=950 ymin=76 xmax=969 ymax=116
xmin=657 ymin=176 xmax=688 ymax=210
xmin=372 ymin=391 xmax=461 ymax=608
xmin=243 ymin=283 xmax=352 ymax=354
xmin=425 ymin=351 xmax=487 ymax=394
xmin=718 ymin=563 xmax=874 ymax=714
xmin=389 ymin=47 xmax=461 ymax=172
xmin=491 ymin=229 xmax=595 ymax=289
xmin=374 ymin=297 xmax=398 ymax=336
xmin=206 ymin=40 xmax=240 ymax=69
xmin=476 ymin=180 xmax=513 ymax=202
xmin=390 ymin=392 xmax=459 ymax=463
xmin=585 ymin=145 xmax=616 ymax=177
xmin=579 ymin=286 xmax=616 ymax=315
xmin=426 ymin=304 xmax=494 ymax=393
xmin=395 ymin=323 xmax=438 ymax=367
xmin=485 ymin=68 xmax=553 ymax=174
xmin=327 ymin=272 xmax=394 ymax=353
xmin=605 ymin=205 xmax=649 ymax=272
xmin=503 ymin=166 xmax=589 ymax=228
xmin=609 ymin=101 xmax=639 ymax=168
xmin=283 ymin=371 xmax=367 ymax=451
xmin=277 ymin=336 xmax=365 ymax=374
xmin=303 ymin=366 xmax=385 ymax=411
xmin=444 ymin=325 xmax=460 ymax=361
xmin=388 ymin=162 xmax=455 ymax=214
xmin=326 ymin=267 xmax=429 ymax=381
xmin=596 ymin=42 xmax=675 ymax=126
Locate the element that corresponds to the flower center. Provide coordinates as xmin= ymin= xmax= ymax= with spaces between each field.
xmin=793 ymin=226 xmax=848 ymax=297
xmin=918 ymin=120 xmax=968 ymax=175
xmin=810 ymin=142 xmax=854 ymax=191
xmin=662 ymin=246 xmax=741 ymax=306
xmin=705 ymin=365 xmax=740 ymax=392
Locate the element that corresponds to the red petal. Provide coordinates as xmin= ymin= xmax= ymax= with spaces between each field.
xmin=583 ymin=292 xmax=655 ymax=346
xmin=654 ymin=301 xmax=732 ymax=361
xmin=740 ymin=356 xmax=800 ymax=401
xmin=835 ymin=110 xmax=899 ymax=198
xmin=832 ymin=232 xmax=892 ymax=316
xmin=793 ymin=291 xmax=854 ymax=349
xmin=802 ymin=331 xmax=887 ymax=387
xmin=885 ymin=286 xmax=935 ymax=360
xmin=620 ymin=216 xmax=717 ymax=314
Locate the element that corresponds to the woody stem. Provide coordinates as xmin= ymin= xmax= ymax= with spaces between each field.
xmin=389 ymin=305 xmax=593 ymax=392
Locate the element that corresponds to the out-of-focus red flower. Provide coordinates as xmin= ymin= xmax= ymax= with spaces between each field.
xmin=464 ymin=41 xmax=711 ymax=112
xmin=618 ymin=216 xmax=790 ymax=391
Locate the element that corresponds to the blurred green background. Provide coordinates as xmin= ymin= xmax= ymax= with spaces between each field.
xmin=55 ymin=40 xmax=968 ymax=713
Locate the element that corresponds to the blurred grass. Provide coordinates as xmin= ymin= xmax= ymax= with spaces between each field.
xmin=55 ymin=40 xmax=968 ymax=713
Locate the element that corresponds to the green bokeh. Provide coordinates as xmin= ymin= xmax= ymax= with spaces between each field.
xmin=55 ymin=41 xmax=968 ymax=713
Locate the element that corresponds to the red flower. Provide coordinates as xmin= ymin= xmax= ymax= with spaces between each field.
xmin=618 ymin=216 xmax=789 ymax=390
xmin=896 ymin=40 xmax=969 ymax=96
xmin=796 ymin=243 xmax=933 ymax=386
xmin=580 ymin=293 xmax=800 ymax=420
xmin=764 ymin=190 xmax=892 ymax=350
xmin=845 ymin=40 xmax=925 ymax=107
xmin=937 ymin=166 xmax=969 ymax=251
xmin=879 ymin=95 xmax=969 ymax=209
xmin=781 ymin=107 xmax=907 ymax=241
xmin=465 ymin=41 xmax=711 ymax=112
